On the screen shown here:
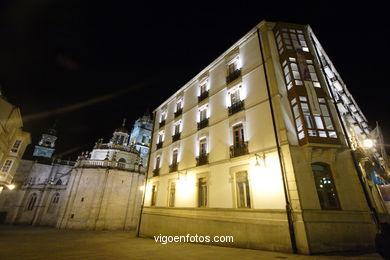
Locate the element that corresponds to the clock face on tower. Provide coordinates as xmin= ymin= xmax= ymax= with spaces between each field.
xmin=142 ymin=148 xmax=148 ymax=154
xmin=33 ymin=146 xmax=55 ymax=158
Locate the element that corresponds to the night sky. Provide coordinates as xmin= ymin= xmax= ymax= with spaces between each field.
xmin=0 ymin=1 xmax=389 ymax=160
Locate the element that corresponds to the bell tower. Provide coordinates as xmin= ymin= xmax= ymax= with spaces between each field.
xmin=33 ymin=124 xmax=57 ymax=161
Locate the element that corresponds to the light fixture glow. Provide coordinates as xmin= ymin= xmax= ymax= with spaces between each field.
xmin=363 ymin=139 xmax=374 ymax=148
xmin=6 ymin=184 xmax=16 ymax=190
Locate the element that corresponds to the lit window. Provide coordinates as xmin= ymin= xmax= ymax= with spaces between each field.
xmin=155 ymin=156 xmax=161 ymax=170
xmin=311 ymin=163 xmax=340 ymax=210
xmin=10 ymin=140 xmax=22 ymax=153
xmin=176 ymin=99 xmax=183 ymax=112
xmin=172 ymin=149 xmax=178 ymax=165
xmin=160 ymin=110 xmax=167 ymax=123
xmin=199 ymin=138 xmax=207 ymax=155
xmin=198 ymin=178 xmax=207 ymax=207
xmin=157 ymin=131 xmax=165 ymax=144
xmin=173 ymin=120 xmax=182 ymax=135
xmin=1 ymin=159 xmax=13 ymax=173
xmin=236 ymin=171 xmax=251 ymax=208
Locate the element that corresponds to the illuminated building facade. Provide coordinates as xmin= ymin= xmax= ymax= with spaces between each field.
xmin=0 ymin=92 xmax=31 ymax=194
xmin=139 ymin=21 xmax=389 ymax=254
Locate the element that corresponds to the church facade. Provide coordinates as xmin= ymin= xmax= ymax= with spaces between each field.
xmin=138 ymin=20 xmax=390 ymax=254
xmin=0 ymin=115 xmax=152 ymax=231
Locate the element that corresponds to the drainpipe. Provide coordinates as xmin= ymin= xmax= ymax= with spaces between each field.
xmin=137 ymin=111 xmax=156 ymax=237
xmin=310 ymin=34 xmax=381 ymax=230
xmin=256 ymin=27 xmax=298 ymax=254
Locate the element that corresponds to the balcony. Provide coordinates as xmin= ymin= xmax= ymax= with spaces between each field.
xmin=156 ymin=142 xmax=163 ymax=150
xmin=169 ymin=162 xmax=178 ymax=173
xmin=172 ymin=132 xmax=181 ymax=142
xmin=196 ymin=153 xmax=209 ymax=166
xmin=226 ymin=68 xmax=241 ymax=84
xmin=76 ymin=159 xmax=145 ymax=174
xmin=198 ymin=90 xmax=209 ymax=102
xmin=197 ymin=118 xmax=209 ymax=130
xmin=153 ymin=168 xmax=160 ymax=177
xmin=230 ymin=141 xmax=248 ymax=158
xmin=174 ymin=108 xmax=182 ymax=117
xmin=228 ymin=100 xmax=245 ymax=116
xmin=159 ymin=120 xmax=166 ymax=128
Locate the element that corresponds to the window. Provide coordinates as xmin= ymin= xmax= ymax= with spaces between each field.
xmin=151 ymin=185 xmax=157 ymax=206
xmin=198 ymin=178 xmax=207 ymax=207
xmin=1 ymin=159 xmax=13 ymax=173
xmin=26 ymin=193 xmax=37 ymax=211
xmin=230 ymin=88 xmax=240 ymax=105
xmin=168 ymin=182 xmax=176 ymax=207
xmin=176 ymin=99 xmax=183 ymax=112
xmin=47 ymin=193 xmax=60 ymax=213
xmin=173 ymin=121 xmax=181 ymax=135
xmin=155 ymin=156 xmax=161 ymax=170
xmin=233 ymin=124 xmax=245 ymax=146
xmin=158 ymin=131 xmax=164 ymax=143
xmin=226 ymin=57 xmax=241 ymax=84
xmin=198 ymin=79 xmax=209 ymax=102
xmin=172 ymin=149 xmax=178 ymax=165
xmin=311 ymin=163 xmax=340 ymax=210
xmin=200 ymin=81 xmax=207 ymax=95
xmin=199 ymin=138 xmax=207 ymax=155
xmin=10 ymin=140 xmax=22 ymax=153
xmin=236 ymin=171 xmax=251 ymax=208
xmin=160 ymin=111 xmax=167 ymax=123
xmin=230 ymin=123 xmax=248 ymax=157
xmin=199 ymin=106 xmax=207 ymax=121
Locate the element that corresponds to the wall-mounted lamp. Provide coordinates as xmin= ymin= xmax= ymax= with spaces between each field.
xmin=177 ymin=170 xmax=187 ymax=181
xmin=6 ymin=184 xmax=16 ymax=190
xmin=363 ymin=139 xmax=374 ymax=149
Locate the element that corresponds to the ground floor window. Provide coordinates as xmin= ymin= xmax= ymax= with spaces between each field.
xmin=198 ymin=178 xmax=207 ymax=207
xmin=311 ymin=163 xmax=340 ymax=210
xmin=236 ymin=171 xmax=251 ymax=208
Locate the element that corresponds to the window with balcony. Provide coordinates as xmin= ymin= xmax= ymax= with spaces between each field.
xmin=174 ymin=99 xmax=183 ymax=117
xmin=198 ymin=80 xmax=209 ymax=102
xmin=197 ymin=105 xmax=209 ymax=130
xmin=196 ymin=138 xmax=208 ymax=166
xmin=151 ymin=185 xmax=157 ymax=206
xmin=236 ymin=171 xmax=251 ymax=208
xmin=312 ymin=163 xmax=340 ymax=210
xmin=1 ymin=159 xmax=13 ymax=173
xmin=168 ymin=182 xmax=176 ymax=207
xmin=10 ymin=140 xmax=22 ymax=153
xmin=226 ymin=57 xmax=241 ymax=84
xmin=198 ymin=178 xmax=207 ymax=207
xmin=169 ymin=149 xmax=178 ymax=172
xmin=228 ymin=87 xmax=245 ymax=115
xmin=230 ymin=124 xmax=248 ymax=158
xmin=156 ymin=131 xmax=164 ymax=149
xmin=172 ymin=121 xmax=181 ymax=142
xmin=159 ymin=111 xmax=167 ymax=127
xmin=153 ymin=156 xmax=160 ymax=176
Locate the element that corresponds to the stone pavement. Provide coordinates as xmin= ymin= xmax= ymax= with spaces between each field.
xmin=0 ymin=225 xmax=382 ymax=260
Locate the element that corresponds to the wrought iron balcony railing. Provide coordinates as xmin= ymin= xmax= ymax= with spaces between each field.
xmin=198 ymin=90 xmax=209 ymax=102
xmin=197 ymin=118 xmax=209 ymax=130
xmin=172 ymin=132 xmax=181 ymax=142
xmin=169 ymin=162 xmax=178 ymax=173
xmin=228 ymin=100 xmax=245 ymax=116
xmin=226 ymin=68 xmax=241 ymax=84
xmin=156 ymin=142 xmax=163 ymax=150
xmin=230 ymin=141 xmax=248 ymax=158
xmin=196 ymin=153 xmax=209 ymax=166
xmin=159 ymin=120 xmax=166 ymax=128
xmin=174 ymin=108 xmax=182 ymax=117
xmin=153 ymin=168 xmax=160 ymax=177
